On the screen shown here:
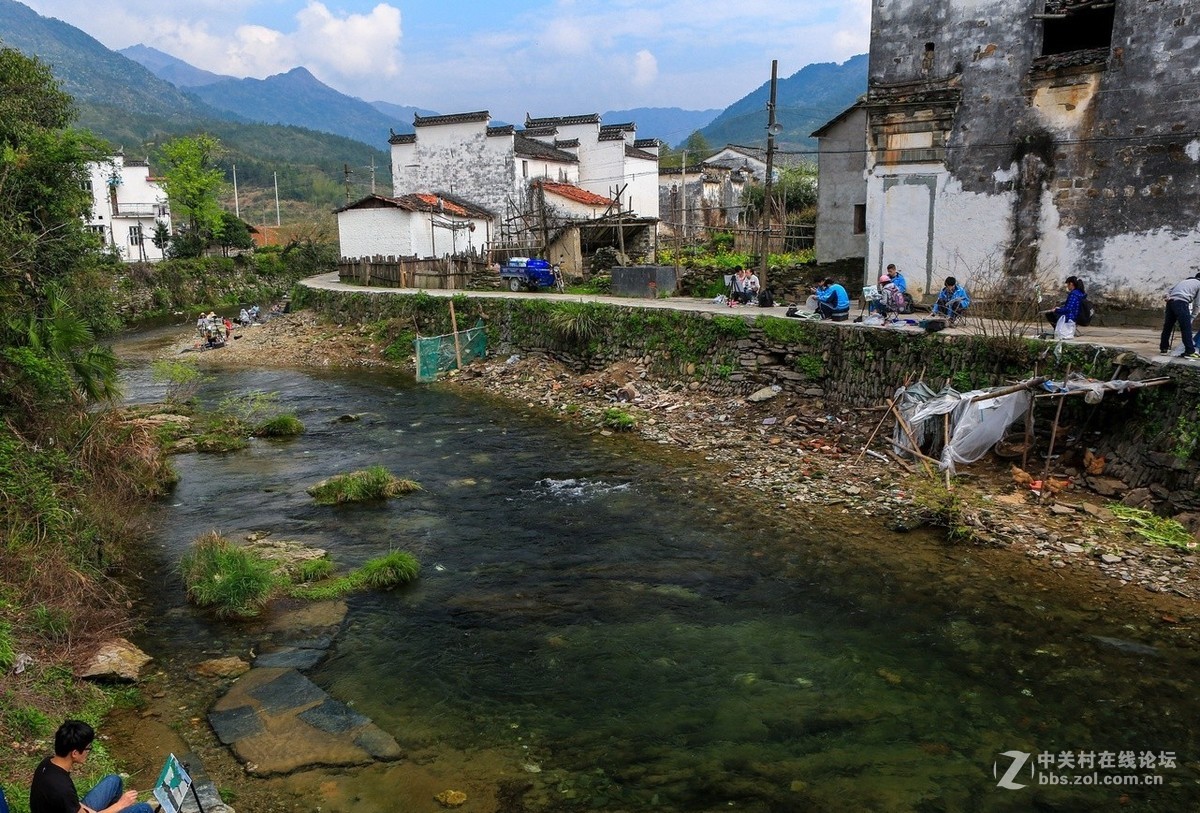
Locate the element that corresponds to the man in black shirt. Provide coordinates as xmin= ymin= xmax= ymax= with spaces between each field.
xmin=29 ymin=721 xmax=150 ymax=813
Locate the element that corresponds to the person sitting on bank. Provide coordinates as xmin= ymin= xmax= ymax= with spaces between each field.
xmin=1044 ymin=275 xmax=1087 ymax=330
xmin=727 ymin=269 xmax=749 ymax=304
xmin=30 ymin=720 xmax=152 ymax=813
xmin=886 ymin=264 xmax=907 ymax=294
xmin=931 ymin=276 xmax=970 ymax=323
xmin=814 ymin=278 xmax=850 ymax=321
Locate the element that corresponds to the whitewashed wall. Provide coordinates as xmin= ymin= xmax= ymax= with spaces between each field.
xmin=338 ymin=208 xmax=416 ymax=258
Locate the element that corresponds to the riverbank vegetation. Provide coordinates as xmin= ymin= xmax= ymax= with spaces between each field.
xmin=0 ymin=46 xmax=180 ymax=804
xmin=181 ymin=533 xmax=420 ymax=618
xmin=0 ymin=47 xmax=338 ymax=804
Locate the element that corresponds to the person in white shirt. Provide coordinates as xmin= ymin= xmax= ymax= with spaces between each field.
xmin=1160 ymin=272 xmax=1200 ymax=358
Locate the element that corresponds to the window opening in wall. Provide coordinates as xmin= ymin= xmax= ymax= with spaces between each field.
xmin=853 ymin=204 xmax=866 ymax=235
xmin=922 ymin=42 xmax=935 ymax=71
xmin=128 ymin=225 xmax=143 ymax=246
xmin=1041 ymin=0 xmax=1115 ymax=56
xmin=522 ymin=160 xmax=528 ymax=178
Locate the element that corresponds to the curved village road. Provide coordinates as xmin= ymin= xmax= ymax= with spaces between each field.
xmin=299 ymin=272 xmax=1194 ymax=365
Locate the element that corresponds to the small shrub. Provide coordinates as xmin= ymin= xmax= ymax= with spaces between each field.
xmin=549 ymin=303 xmax=605 ymax=345
xmin=601 ymin=407 xmax=636 ymax=431
xmin=253 ymin=414 xmax=305 ymax=437
xmin=150 ymin=359 xmax=208 ymax=405
xmin=180 ymin=532 xmax=278 ymax=619
xmin=307 ymin=466 xmax=422 ymax=505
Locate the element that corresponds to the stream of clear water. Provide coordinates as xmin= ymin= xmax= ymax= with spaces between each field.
xmin=120 ymin=360 xmax=1200 ymax=812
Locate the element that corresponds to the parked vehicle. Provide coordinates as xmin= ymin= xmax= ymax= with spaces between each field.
xmin=500 ymin=258 xmax=561 ymax=292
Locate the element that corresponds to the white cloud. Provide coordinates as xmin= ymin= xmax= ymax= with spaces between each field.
xmin=632 ymin=50 xmax=658 ymax=87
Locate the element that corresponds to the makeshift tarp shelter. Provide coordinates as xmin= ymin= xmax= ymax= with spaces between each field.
xmin=893 ymin=383 xmax=1032 ymax=474
xmin=891 ymin=374 xmax=1171 ymax=474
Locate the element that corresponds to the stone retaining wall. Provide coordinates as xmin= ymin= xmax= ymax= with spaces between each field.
xmin=294 ymin=287 xmax=1200 ymax=511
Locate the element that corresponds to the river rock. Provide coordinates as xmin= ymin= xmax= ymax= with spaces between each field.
xmin=78 ymin=638 xmax=151 ymax=682
xmin=195 ymin=657 xmax=251 ymax=679
xmin=1121 ymin=488 xmax=1152 ymax=508
xmin=435 ymin=790 xmax=468 ymax=808
xmin=243 ymin=539 xmax=328 ymax=579
xmin=747 ymin=386 xmax=781 ymax=402
xmin=1086 ymin=477 xmax=1127 ymax=497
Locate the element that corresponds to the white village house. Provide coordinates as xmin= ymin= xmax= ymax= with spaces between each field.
xmin=336 ymin=110 xmax=660 ymax=268
xmin=84 ymin=154 xmax=171 ymax=262
xmin=334 ymin=192 xmax=492 ymax=260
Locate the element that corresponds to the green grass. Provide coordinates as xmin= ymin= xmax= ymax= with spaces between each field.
xmin=288 ymin=551 xmax=421 ymax=600
xmin=307 ymin=466 xmax=422 ymax=505
xmin=601 ymin=407 xmax=636 ymax=431
xmin=253 ymin=414 xmax=305 ymax=437
xmin=0 ymin=620 xmax=14 ymax=670
xmin=179 ymin=532 xmax=278 ymax=618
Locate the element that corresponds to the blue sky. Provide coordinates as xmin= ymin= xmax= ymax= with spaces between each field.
xmin=25 ymin=1 xmax=870 ymax=122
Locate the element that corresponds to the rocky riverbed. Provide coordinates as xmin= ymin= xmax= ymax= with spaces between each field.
xmin=151 ymin=309 xmax=1200 ymax=611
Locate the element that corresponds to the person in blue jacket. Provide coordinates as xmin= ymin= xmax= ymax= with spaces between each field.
xmin=1044 ymin=276 xmax=1087 ymax=328
xmin=813 ymin=277 xmax=850 ymax=321
xmin=931 ymin=276 xmax=970 ymax=323
xmin=886 ymin=264 xmax=907 ymax=293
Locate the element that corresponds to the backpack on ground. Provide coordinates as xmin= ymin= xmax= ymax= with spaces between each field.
xmin=757 ymin=289 xmax=775 ymax=308
xmin=886 ymin=286 xmax=906 ymax=314
xmin=1078 ymin=298 xmax=1095 ymax=326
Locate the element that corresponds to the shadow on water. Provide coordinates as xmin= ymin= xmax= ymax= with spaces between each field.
xmin=123 ymin=363 xmax=1200 ymax=812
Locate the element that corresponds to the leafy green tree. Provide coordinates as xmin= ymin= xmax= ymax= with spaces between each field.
xmin=0 ymin=47 xmax=118 ymax=418
xmin=217 ymin=212 xmax=255 ymax=256
xmin=743 ymin=162 xmax=819 ymax=222
xmin=159 ymin=134 xmax=226 ymax=256
xmin=151 ymin=220 xmax=172 ymax=252
xmin=660 ymin=131 xmax=714 ymax=168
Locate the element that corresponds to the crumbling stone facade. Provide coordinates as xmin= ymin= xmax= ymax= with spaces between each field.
xmin=865 ymin=0 xmax=1200 ymax=304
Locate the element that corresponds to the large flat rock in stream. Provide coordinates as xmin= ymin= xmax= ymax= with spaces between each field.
xmin=209 ymin=667 xmax=402 ymax=775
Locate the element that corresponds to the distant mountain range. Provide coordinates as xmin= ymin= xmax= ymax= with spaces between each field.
xmin=697 ymin=54 xmax=868 ymax=154
xmin=0 ymin=0 xmax=866 ymax=215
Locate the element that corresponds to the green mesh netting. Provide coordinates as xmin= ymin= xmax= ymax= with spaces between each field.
xmin=414 ymin=318 xmax=487 ymax=382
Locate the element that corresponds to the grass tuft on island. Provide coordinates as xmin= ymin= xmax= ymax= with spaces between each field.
xmin=307 ymin=466 xmax=421 ymax=505
xmin=180 ymin=533 xmax=420 ymax=618
xmin=253 ymin=413 xmax=305 ymax=437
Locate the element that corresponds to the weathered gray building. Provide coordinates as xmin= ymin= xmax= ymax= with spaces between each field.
xmin=865 ymin=0 xmax=1200 ymax=302
xmin=812 ymin=103 xmax=868 ymax=265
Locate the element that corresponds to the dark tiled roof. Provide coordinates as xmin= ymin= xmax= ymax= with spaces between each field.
xmin=525 ymin=113 xmax=600 ymax=128
xmin=413 ymin=111 xmax=490 ymax=127
xmin=487 ymin=124 xmax=515 ymax=136
xmin=600 ymin=122 xmax=636 ymax=132
xmin=598 ymin=130 xmax=627 ymax=142
xmin=625 ymin=144 xmax=658 ymax=161
xmin=555 ymin=138 xmax=580 ymax=149
xmin=333 ymin=192 xmax=493 ymax=219
xmin=633 ymin=138 xmax=659 ymax=148
xmin=514 ymin=133 xmax=579 ymax=163
xmin=523 ymin=126 xmax=558 ymax=138
xmin=389 ymin=132 xmax=417 ymax=144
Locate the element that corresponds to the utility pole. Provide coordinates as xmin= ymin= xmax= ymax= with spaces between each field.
xmin=273 ymin=171 xmax=281 ymax=227
xmin=681 ymin=149 xmax=687 ymax=242
xmin=760 ymin=59 xmax=779 ymax=292
xmin=370 ymin=157 xmax=377 ymax=194
xmin=343 ymin=164 xmax=352 ymax=203
xmin=232 ymin=163 xmax=240 ymax=218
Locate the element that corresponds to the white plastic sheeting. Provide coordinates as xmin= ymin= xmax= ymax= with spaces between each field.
xmin=893 ymin=384 xmax=1031 ymax=474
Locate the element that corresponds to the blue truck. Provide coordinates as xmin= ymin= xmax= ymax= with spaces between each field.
xmin=500 ymin=257 xmax=561 ymax=292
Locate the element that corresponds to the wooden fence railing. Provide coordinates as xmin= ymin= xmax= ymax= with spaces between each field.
xmin=337 ymin=255 xmax=485 ymax=289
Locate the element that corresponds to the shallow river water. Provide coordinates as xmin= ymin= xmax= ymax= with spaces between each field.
xmin=119 ymin=359 xmax=1200 ymax=812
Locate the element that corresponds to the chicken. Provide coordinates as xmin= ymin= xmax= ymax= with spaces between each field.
xmin=1083 ymin=448 xmax=1106 ymax=476
xmin=1011 ymin=464 xmax=1034 ymax=487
